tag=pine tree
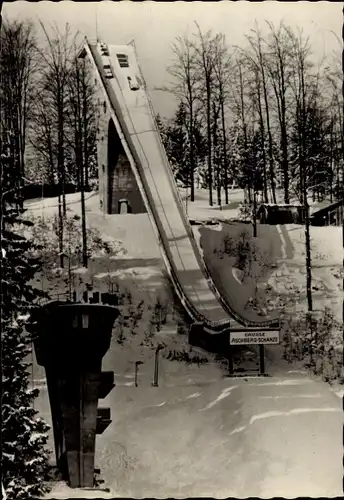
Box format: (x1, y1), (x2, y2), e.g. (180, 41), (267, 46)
(169, 102), (191, 186)
(1, 150), (51, 499)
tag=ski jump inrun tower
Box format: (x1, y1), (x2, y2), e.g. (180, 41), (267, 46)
(78, 39), (280, 348)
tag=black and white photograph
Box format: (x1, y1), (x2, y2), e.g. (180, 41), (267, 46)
(1, 1), (343, 498)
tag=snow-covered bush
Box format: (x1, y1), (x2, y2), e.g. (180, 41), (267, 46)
(237, 201), (253, 222)
(214, 229), (273, 282)
(87, 178), (99, 192)
(165, 348), (208, 366)
(281, 308), (343, 383)
(27, 214), (125, 267)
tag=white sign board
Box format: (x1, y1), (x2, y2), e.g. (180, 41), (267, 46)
(230, 330), (280, 345)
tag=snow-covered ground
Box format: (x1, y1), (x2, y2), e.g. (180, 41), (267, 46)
(25, 191), (166, 294)
(272, 224), (343, 319)
(35, 347), (343, 498)
(190, 201), (343, 320)
(23, 190), (343, 498)
(178, 187), (244, 221)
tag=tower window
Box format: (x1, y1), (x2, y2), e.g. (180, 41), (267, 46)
(117, 53), (129, 68)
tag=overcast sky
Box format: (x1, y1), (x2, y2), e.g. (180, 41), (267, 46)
(3, 1), (342, 118)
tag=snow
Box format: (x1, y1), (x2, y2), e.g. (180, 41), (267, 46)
(186, 392), (201, 399)
(197, 217), (343, 330)
(33, 330), (342, 498)
(232, 268), (243, 284)
(178, 187), (244, 222)
(199, 386), (238, 411)
(44, 482), (113, 499)
(29, 432), (46, 443)
(229, 426), (246, 435)
(25, 190), (343, 498)
(248, 379), (314, 387)
(71, 267), (89, 275)
(330, 386), (344, 399)
(24, 191), (98, 213)
(150, 401), (166, 407)
(287, 370), (308, 374)
(270, 224), (343, 319)
(1, 483), (7, 500)
(249, 407), (341, 425)
(259, 394), (323, 399)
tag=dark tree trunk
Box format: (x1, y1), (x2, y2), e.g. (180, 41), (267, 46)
(220, 97), (229, 204)
(256, 85), (268, 203)
(329, 127), (334, 203)
(213, 101), (221, 207)
(304, 198), (312, 311)
(189, 107), (195, 202)
(80, 160), (88, 268)
(206, 87), (213, 206)
(82, 71), (90, 191)
(278, 54), (290, 204)
(280, 87), (289, 203)
(57, 193), (64, 268)
(262, 84), (276, 204)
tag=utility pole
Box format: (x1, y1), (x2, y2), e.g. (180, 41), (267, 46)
(80, 152), (88, 268)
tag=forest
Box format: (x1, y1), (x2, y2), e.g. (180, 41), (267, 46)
(1, 19), (343, 213)
(156, 22), (343, 210)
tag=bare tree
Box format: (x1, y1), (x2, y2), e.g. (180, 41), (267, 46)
(246, 24), (277, 203)
(265, 21), (293, 204)
(287, 26), (317, 312)
(0, 19), (38, 207)
(66, 45), (97, 268)
(213, 33), (232, 204)
(193, 23), (221, 206)
(325, 47), (344, 201)
(38, 22), (74, 214)
(156, 35), (200, 201)
(229, 56), (252, 202)
(34, 22), (75, 267)
(244, 54), (269, 203)
(212, 99), (222, 206)
(29, 92), (57, 185)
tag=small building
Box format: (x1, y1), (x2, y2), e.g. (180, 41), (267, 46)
(310, 199), (344, 226)
(257, 204), (305, 225)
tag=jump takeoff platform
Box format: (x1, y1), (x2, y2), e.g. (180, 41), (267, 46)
(27, 299), (119, 488)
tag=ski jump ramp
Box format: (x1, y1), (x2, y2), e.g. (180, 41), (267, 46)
(80, 40), (279, 337)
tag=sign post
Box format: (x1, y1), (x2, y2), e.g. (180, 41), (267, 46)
(228, 345), (234, 375)
(259, 345), (265, 375)
(228, 328), (280, 376)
